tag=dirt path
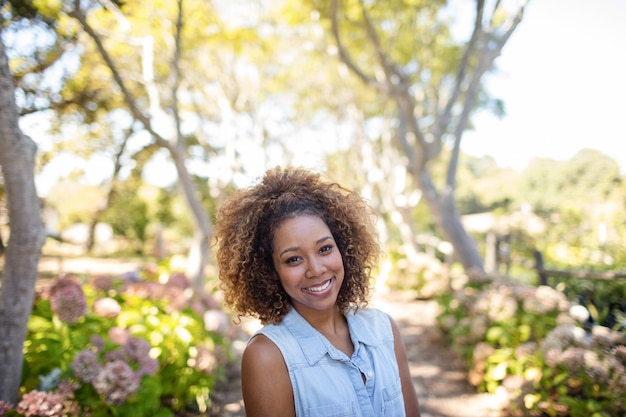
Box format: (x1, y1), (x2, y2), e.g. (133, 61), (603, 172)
(210, 290), (507, 417)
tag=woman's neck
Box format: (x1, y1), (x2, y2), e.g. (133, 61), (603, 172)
(294, 304), (354, 357)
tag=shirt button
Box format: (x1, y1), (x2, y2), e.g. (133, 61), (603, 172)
(367, 371), (374, 378)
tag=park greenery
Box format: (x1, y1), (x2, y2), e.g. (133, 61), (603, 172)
(3, 266), (231, 417)
(1, 0), (625, 416)
(438, 279), (625, 417)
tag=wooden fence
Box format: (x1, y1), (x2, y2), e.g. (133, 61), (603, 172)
(532, 250), (626, 286)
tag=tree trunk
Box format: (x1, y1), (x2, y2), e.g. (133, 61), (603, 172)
(170, 147), (214, 289)
(416, 168), (484, 275)
(327, 0), (527, 280)
(72, 3), (214, 289)
(85, 128), (131, 252)
(0, 32), (47, 405)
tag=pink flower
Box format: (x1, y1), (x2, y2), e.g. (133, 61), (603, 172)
(49, 277), (87, 325)
(0, 400), (13, 417)
(71, 350), (102, 383)
(193, 345), (217, 373)
(93, 297), (121, 318)
(17, 391), (63, 417)
(192, 291), (219, 312)
(502, 375), (524, 391)
(104, 348), (126, 363)
(166, 272), (190, 289)
(123, 281), (164, 299)
(613, 345), (626, 366)
(124, 337), (151, 361)
(162, 285), (187, 312)
(90, 335), (105, 352)
(107, 327), (130, 345)
(122, 336), (159, 376)
(93, 360), (140, 405)
(56, 380), (79, 398)
(559, 347), (586, 373)
(137, 356), (159, 377)
(89, 274), (114, 292)
(203, 309), (230, 334)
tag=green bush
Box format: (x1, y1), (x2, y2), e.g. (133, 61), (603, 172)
(2, 269), (231, 417)
(437, 279), (625, 416)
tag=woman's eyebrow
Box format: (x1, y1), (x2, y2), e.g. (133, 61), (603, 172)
(316, 236), (333, 245)
(279, 246), (299, 257)
(278, 236), (333, 257)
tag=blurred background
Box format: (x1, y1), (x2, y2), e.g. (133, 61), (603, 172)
(3, 0), (625, 279)
(1, 0), (624, 416)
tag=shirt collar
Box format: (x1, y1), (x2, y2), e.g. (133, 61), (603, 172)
(282, 307), (382, 365)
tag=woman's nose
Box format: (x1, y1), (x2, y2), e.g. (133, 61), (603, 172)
(306, 257), (325, 278)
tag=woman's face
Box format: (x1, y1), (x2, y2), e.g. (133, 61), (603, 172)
(272, 214), (345, 315)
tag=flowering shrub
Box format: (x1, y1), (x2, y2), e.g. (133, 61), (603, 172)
(48, 277), (88, 325)
(14, 381), (80, 417)
(3, 268), (232, 417)
(530, 324), (626, 416)
(437, 279), (626, 417)
(0, 402), (12, 416)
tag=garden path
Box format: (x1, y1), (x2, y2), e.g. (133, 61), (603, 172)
(210, 290), (508, 417)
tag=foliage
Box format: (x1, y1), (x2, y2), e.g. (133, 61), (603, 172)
(1, 268), (231, 416)
(437, 279), (626, 417)
(44, 182), (105, 230)
(555, 279), (626, 331)
(102, 178), (150, 248)
(517, 150), (622, 214)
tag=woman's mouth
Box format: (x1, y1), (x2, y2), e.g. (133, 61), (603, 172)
(303, 278), (333, 294)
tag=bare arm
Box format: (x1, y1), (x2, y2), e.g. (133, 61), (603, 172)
(390, 316), (421, 417)
(241, 334), (296, 417)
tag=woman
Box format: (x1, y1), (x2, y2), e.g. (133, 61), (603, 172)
(215, 166), (421, 417)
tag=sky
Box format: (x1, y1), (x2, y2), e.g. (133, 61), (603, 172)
(26, 0), (626, 195)
(461, 0), (626, 173)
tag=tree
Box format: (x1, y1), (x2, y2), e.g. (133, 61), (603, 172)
(293, 0), (528, 276)
(12, 0), (304, 287)
(0, 24), (47, 404)
(64, 0), (214, 286)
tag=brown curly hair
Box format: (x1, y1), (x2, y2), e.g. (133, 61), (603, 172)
(214, 166), (380, 325)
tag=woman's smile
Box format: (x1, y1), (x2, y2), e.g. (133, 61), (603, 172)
(272, 215), (345, 313)
(303, 277), (334, 294)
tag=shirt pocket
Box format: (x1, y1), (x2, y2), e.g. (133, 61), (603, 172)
(303, 401), (356, 417)
(382, 379), (405, 416)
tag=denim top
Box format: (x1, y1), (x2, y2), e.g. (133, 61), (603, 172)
(252, 307), (406, 417)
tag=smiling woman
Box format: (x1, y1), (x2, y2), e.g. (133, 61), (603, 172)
(271, 215), (346, 316)
(214, 166), (421, 417)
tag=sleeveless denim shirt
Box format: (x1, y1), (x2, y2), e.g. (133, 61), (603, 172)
(252, 307), (406, 417)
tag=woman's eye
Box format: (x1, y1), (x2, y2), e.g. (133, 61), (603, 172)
(285, 256), (300, 264)
(320, 245), (333, 253)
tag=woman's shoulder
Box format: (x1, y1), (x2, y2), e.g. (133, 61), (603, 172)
(348, 307), (395, 342)
(351, 306), (390, 321)
(244, 333), (284, 367)
(241, 335), (296, 416)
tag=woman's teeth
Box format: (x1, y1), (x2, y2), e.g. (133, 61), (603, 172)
(305, 279), (331, 292)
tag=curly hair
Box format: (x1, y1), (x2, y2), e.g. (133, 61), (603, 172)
(214, 166), (380, 325)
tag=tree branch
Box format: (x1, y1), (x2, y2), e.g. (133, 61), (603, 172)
(329, 0), (380, 90)
(445, 0), (528, 189)
(352, 0), (432, 162)
(356, 0), (406, 88)
(69, 0), (172, 151)
(490, 0), (528, 56)
(434, 0), (485, 142)
(171, 0), (185, 151)
(85, 124), (134, 251)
